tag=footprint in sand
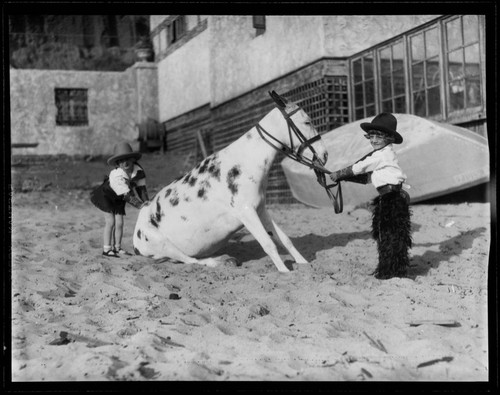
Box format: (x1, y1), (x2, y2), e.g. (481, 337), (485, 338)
(188, 361), (224, 380)
(179, 313), (211, 327)
(117, 325), (140, 338)
(328, 288), (371, 307)
(215, 323), (234, 335)
(147, 303), (172, 319)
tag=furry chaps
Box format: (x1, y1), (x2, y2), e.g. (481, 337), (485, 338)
(371, 191), (412, 279)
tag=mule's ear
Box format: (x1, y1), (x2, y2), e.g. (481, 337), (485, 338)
(269, 91), (288, 108)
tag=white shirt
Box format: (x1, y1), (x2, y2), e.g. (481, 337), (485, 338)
(109, 164), (146, 196)
(352, 144), (406, 188)
(109, 168), (131, 196)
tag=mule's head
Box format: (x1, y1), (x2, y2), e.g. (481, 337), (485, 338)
(267, 90), (328, 167)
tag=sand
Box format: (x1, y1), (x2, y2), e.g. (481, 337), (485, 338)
(8, 155), (491, 382)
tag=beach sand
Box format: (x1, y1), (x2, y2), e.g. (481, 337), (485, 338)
(9, 155), (491, 382)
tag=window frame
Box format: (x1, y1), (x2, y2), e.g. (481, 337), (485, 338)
(408, 24), (443, 119)
(348, 15), (485, 125)
(253, 15), (266, 36)
(168, 15), (186, 44)
(54, 88), (89, 127)
(443, 15), (484, 121)
(377, 39), (408, 115)
(351, 54), (377, 120)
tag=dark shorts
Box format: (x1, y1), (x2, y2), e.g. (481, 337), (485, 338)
(90, 177), (126, 215)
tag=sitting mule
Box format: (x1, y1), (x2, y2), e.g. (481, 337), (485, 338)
(133, 91), (328, 272)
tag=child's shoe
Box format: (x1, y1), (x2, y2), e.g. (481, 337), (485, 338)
(114, 247), (132, 256)
(102, 249), (118, 257)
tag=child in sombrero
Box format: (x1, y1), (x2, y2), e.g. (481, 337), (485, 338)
(329, 113), (412, 279)
(90, 142), (150, 257)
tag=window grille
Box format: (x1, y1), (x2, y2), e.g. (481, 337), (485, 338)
(55, 88), (88, 126)
(285, 76), (349, 133)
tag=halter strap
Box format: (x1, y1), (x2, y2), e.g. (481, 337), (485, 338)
(255, 104), (343, 213)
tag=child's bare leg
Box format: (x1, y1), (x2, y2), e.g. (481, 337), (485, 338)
(114, 214), (124, 250)
(103, 212), (115, 252)
(111, 225), (115, 247)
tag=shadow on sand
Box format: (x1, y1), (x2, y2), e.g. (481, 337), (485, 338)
(218, 223), (487, 278)
(408, 226), (487, 278)
(218, 229), (373, 264)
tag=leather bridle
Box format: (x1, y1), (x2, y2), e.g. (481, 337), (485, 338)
(255, 103), (343, 213)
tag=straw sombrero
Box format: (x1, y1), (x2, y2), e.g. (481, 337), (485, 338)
(107, 142), (142, 165)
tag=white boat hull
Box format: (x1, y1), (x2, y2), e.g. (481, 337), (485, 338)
(281, 114), (490, 208)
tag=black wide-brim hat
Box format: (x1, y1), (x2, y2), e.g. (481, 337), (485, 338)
(107, 142), (142, 165)
(360, 113), (403, 144)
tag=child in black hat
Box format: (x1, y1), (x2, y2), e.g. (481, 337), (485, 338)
(90, 142), (150, 257)
(329, 113), (412, 279)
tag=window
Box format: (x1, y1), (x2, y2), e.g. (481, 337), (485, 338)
(55, 88), (88, 126)
(350, 15), (484, 125)
(445, 15), (482, 113)
(352, 54), (376, 119)
(409, 26), (441, 117)
(378, 40), (407, 114)
(168, 16), (186, 44)
(253, 16), (266, 36)
(103, 15), (119, 47)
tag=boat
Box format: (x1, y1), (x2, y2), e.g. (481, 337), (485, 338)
(281, 114), (490, 208)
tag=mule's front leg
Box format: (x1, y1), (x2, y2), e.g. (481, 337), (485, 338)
(150, 236), (220, 267)
(259, 208), (308, 264)
(237, 206), (290, 272)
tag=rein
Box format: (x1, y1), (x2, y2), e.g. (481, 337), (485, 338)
(255, 104), (343, 213)
(314, 168), (343, 214)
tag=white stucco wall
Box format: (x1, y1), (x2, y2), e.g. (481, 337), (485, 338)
(155, 15), (440, 120)
(150, 15), (167, 31)
(10, 68), (137, 156)
(10, 64), (159, 156)
(323, 15), (439, 56)
(210, 15), (325, 107)
(209, 15), (438, 107)
(157, 28), (210, 121)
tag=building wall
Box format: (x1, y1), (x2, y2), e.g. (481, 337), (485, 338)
(157, 27), (210, 121)
(134, 62), (159, 124)
(155, 15), (437, 118)
(209, 15), (438, 108)
(322, 15), (438, 56)
(210, 16), (326, 107)
(150, 15), (167, 31)
(10, 63), (157, 156)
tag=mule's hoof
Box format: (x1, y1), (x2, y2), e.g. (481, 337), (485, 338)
(203, 258), (220, 268)
(226, 257), (241, 267)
